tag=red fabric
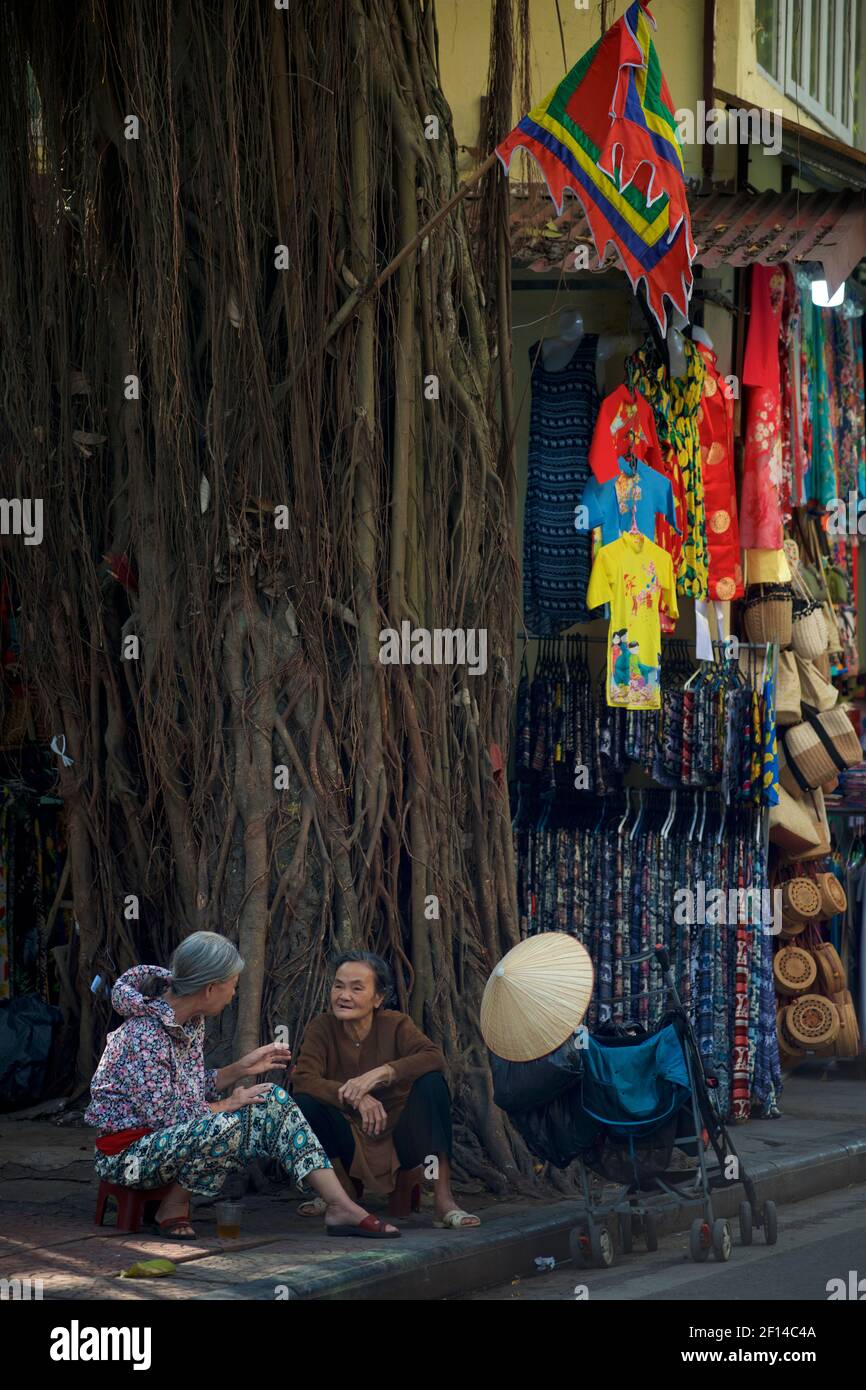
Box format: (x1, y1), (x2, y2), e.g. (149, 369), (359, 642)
(742, 266), (785, 393)
(95, 1126), (153, 1156)
(739, 387), (784, 550)
(589, 385), (664, 483)
(696, 344), (743, 600)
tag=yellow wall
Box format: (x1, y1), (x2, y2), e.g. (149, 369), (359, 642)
(436, 0), (706, 179)
(714, 0), (862, 142)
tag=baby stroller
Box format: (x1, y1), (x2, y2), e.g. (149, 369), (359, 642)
(490, 944), (778, 1267)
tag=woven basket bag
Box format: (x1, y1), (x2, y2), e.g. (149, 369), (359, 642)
(743, 584), (793, 648)
(773, 946), (817, 995)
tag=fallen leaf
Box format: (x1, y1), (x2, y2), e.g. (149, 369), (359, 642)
(119, 1258), (176, 1279)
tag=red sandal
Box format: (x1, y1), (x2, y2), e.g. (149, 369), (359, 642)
(151, 1214), (197, 1240)
(327, 1214), (401, 1239)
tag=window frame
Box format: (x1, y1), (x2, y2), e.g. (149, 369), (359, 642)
(755, 0), (857, 145)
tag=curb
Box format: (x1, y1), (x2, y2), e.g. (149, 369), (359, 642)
(181, 1128), (866, 1300)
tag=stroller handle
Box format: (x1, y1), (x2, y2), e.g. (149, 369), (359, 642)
(622, 945), (671, 972)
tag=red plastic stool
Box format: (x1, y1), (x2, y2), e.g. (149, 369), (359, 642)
(94, 1180), (174, 1233)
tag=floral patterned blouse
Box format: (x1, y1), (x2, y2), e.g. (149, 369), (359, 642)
(84, 965), (220, 1135)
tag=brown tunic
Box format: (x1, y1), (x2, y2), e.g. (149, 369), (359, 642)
(292, 1009), (446, 1194)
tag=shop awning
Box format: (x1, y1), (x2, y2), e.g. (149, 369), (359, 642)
(506, 186), (866, 298)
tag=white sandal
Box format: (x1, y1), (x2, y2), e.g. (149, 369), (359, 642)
(433, 1208), (481, 1229)
(297, 1197), (328, 1217)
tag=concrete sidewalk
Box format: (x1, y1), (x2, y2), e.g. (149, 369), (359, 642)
(1, 1068), (864, 1301)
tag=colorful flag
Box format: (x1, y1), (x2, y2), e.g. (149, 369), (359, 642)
(496, 0), (695, 334)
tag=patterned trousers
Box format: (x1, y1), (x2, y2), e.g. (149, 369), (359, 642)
(94, 1085), (331, 1197)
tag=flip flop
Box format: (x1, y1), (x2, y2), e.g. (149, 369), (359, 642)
(151, 1214), (197, 1240)
(326, 1214), (401, 1239)
(433, 1209), (481, 1229)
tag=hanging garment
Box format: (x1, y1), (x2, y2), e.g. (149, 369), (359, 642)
(804, 302), (838, 507)
(523, 334), (601, 634)
(695, 342), (743, 601)
(578, 457), (677, 546)
(588, 384), (665, 483)
(587, 532), (678, 710)
(740, 265), (786, 550)
(627, 340), (708, 599)
(780, 266), (804, 508)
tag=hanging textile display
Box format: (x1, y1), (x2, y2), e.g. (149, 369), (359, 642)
(695, 341), (743, 601)
(495, 0), (695, 334)
(740, 265), (786, 552)
(579, 455), (677, 546)
(626, 338), (708, 598)
(522, 335), (601, 633)
(512, 794), (780, 1120)
(587, 533), (678, 709)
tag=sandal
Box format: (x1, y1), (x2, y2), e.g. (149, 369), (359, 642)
(433, 1209), (481, 1229)
(297, 1198), (328, 1217)
(326, 1214), (401, 1239)
(151, 1214), (197, 1240)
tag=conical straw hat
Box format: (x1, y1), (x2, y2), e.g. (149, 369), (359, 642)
(480, 933), (594, 1062)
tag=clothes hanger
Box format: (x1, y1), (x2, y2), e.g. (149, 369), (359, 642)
(697, 788), (707, 842)
(630, 788), (645, 841)
(617, 788), (632, 836)
(661, 788), (677, 840)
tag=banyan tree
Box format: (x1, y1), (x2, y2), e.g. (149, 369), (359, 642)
(0, 0), (557, 1188)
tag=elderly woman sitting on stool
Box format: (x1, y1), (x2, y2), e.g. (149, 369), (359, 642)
(85, 932), (399, 1239)
(292, 951), (480, 1229)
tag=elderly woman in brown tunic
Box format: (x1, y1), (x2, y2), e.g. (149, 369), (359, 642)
(292, 951), (480, 1228)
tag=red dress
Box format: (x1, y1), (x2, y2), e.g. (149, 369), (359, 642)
(696, 343), (743, 600)
(739, 266), (785, 551)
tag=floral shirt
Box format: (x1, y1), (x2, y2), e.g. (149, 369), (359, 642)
(84, 965), (220, 1135)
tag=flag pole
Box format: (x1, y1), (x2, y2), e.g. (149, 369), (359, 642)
(326, 151), (499, 344)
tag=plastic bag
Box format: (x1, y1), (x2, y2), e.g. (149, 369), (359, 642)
(488, 1032), (584, 1113)
(0, 995), (62, 1108)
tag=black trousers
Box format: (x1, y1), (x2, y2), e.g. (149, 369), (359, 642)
(293, 1071), (453, 1173)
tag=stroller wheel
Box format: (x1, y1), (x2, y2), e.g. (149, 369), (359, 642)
(643, 1211), (658, 1252)
(589, 1224), (615, 1269)
(712, 1219), (732, 1262)
(738, 1200), (753, 1246)
(616, 1205), (633, 1254)
(689, 1218), (711, 1262)
(569, 1224), (591, 1267)
(762, 1200), (778, 1245)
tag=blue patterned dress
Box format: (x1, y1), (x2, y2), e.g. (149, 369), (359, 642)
(523, 334), (600, 633)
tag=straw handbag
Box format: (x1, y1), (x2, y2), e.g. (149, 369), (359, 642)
(789, 563), (828, 661)
(780, 876), (822, 928)
(814, 872), (847, 920)
(782, 994), (840, 1049)
(831, 991), (861, 1058)
(773, 946), (817, 994)
(743, 583), (793, 648)
(795, 655), (837, 713)
(776, 651), (802, 727)
(769, 786), (830, 860)
(778, 705), (861, 798)
(812, 941), (846, 994)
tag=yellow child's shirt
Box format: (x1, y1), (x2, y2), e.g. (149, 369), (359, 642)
(586, 532), (679, 710)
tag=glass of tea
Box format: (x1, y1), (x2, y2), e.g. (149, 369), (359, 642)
(215, 1200), (243, 1240)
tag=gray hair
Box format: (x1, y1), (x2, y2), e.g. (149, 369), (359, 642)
(168, 932), (245, 995)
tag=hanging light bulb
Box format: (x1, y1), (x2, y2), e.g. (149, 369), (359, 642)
(811, 278), (845, 308)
